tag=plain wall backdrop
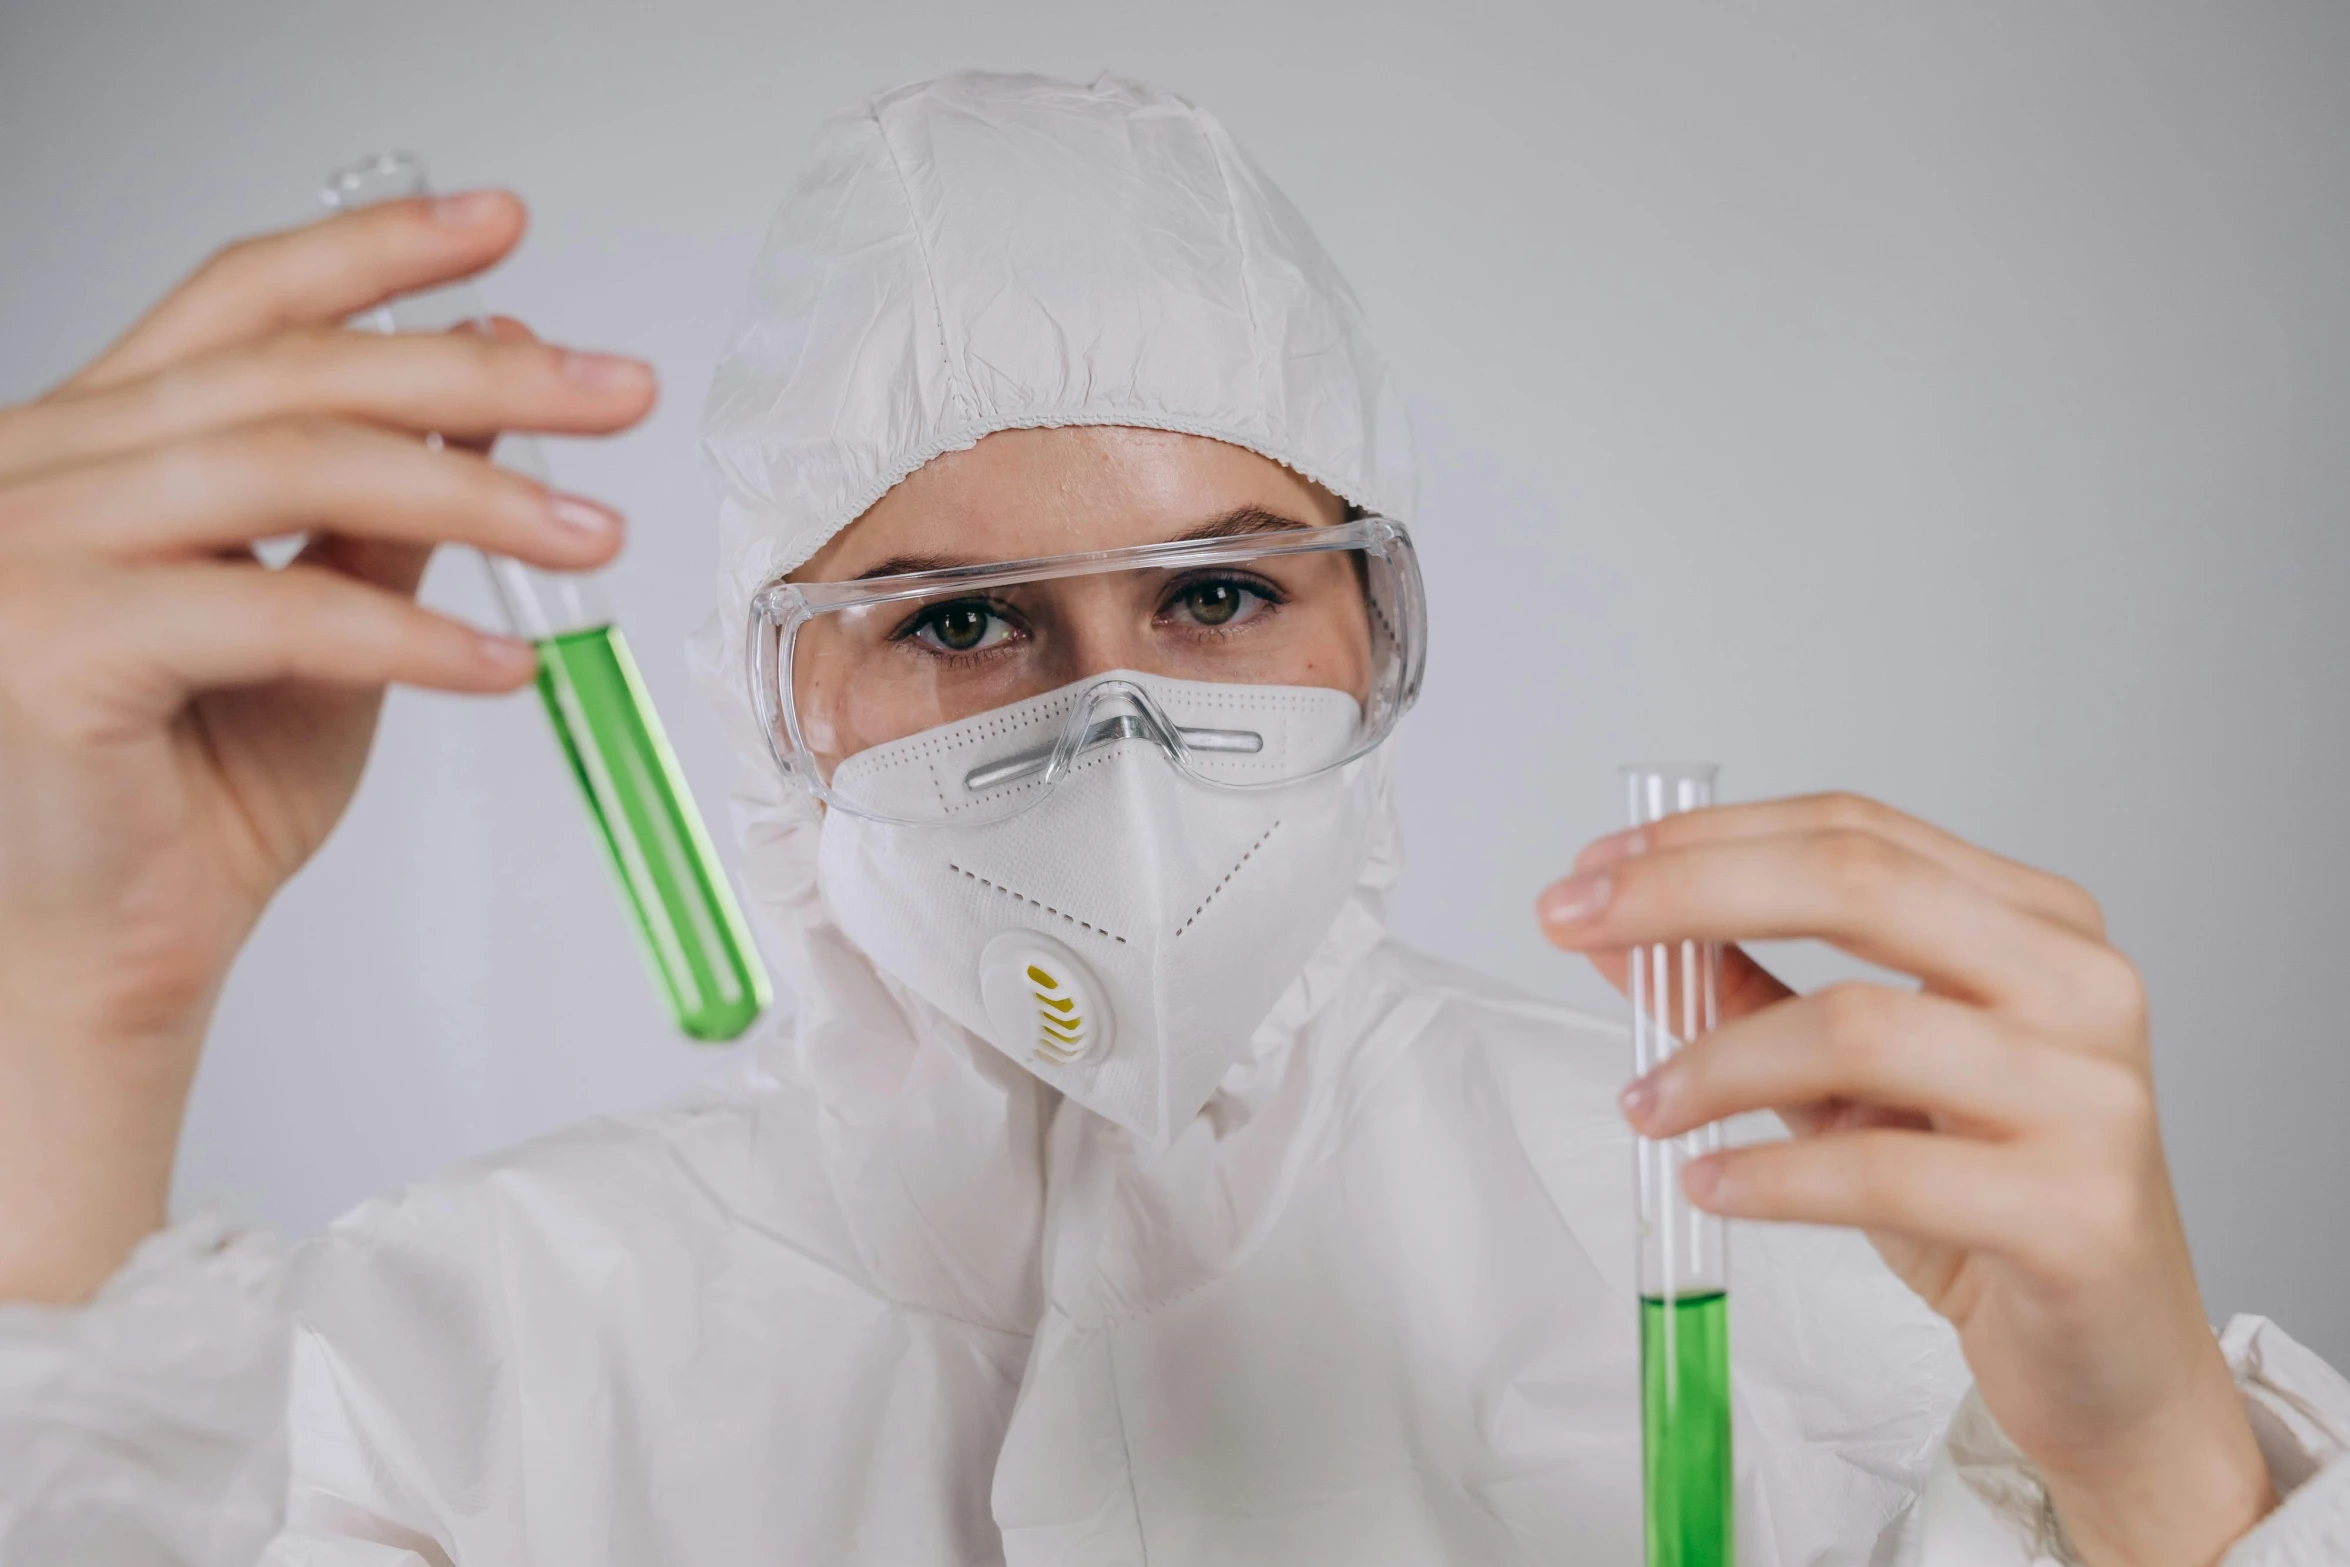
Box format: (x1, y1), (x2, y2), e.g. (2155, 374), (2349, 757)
(3, 1), (2344, 1364)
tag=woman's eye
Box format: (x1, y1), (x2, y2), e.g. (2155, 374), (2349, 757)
(911, 601), (1016, 653)
(1167, 578), (1268, 629)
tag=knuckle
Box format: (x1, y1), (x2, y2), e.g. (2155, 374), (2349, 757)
(467, 454), (545, 516)
(1640, 810), (1693, 852)
(464, 333), (553, 407)
(1813, 791), (1887, 832)
(256, 326), (343, 382)
(303, 229), (390, 307)
(465, 326), (518, 370)
(423, 330), (491, 393)
(150, 433), (240, 502)
(251, 567), (322, 642)
(2072, 1056), (2156, 1141)
(220, 417), (333, 482)
(1815, 982), (1896, 1070)
(123, 358), (200, 430)
(194, 235), (263, 286)
(403, 324), (493, 381)
(2070, 944), (2147, 1029)
(1816, 828), (1901, 903)
(2057, 880), (2108, 938)
(1850, 1137), (1914, 1208)
(277, 563), (421, 661)
(2026, 869), (2107, 938)
(525, 337), (576, 388)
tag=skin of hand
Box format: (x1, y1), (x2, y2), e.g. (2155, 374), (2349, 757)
(0, 193), (656, 1305)
(1538, 795), (2275, 1567)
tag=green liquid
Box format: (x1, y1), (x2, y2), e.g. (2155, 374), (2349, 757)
(534, 626), (770, 1042)
(1642, 1291), (1732, 1566)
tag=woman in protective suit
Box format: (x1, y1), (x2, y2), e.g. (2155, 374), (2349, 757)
(2, 72), (2345, 1567)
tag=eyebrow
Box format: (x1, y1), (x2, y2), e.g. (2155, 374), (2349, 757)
(847, 506), (1314, 582)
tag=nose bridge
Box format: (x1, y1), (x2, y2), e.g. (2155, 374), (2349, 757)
(1045, 571), (1157, 685)
(1060, 674), (1181, 759)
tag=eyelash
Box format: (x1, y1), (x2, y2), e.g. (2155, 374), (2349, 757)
(891, 597), (1026, 661)
(886, 572), (1290, 660)
(1155, 571), (1287, 626)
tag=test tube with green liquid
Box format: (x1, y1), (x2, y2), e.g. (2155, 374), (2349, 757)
(324, 154), (769, 1042)
(1625, 762), (1734, 1566)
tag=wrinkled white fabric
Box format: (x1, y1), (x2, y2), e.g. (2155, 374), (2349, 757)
(7, 68), (2350, 1567)
(698, 72), (1416, 612)
(0, 1217), (287, 1566)
(1916, 1316), (2350, 1566)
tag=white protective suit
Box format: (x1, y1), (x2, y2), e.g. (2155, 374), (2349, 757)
(5, 70), (2349, 1567)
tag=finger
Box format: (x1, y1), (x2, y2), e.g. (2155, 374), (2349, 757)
(6, 330), (653, 483)
(57, 192), (527, 394)
(292, 533), (436, 599)
(1587, 942), (1833, 1134)
(445, 316), (538, 456)
(10, 419), (625, 568)
(1576, 792), (2105, 940)
(247, 322), (546, 574)
(1626, 983), (2063, 1140)
(85, 560), (538, 710)
(1584, 943), (1793, 1024)
(1683, 1129), (2063, 1267)
(1539, 831), (2112, 1020)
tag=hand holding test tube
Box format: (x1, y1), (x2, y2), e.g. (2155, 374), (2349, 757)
(323, 154), (769, 1043)
(1623, 763), (1733, 1566)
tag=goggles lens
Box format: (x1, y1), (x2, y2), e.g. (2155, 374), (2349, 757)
(750, 516), (1424, 824)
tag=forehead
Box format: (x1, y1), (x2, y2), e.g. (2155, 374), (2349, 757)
(792, 426), (1346, 583)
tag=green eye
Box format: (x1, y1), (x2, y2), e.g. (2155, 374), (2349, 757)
(1164, 575), (1275, 629)
(934, 603), (988, 649)
(1185, 581), (1242, 625)
(907, 598), (1016, 654)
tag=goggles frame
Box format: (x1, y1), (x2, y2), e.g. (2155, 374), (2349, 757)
(746, 514), (1427, 823)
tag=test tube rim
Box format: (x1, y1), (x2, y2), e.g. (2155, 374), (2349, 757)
(1617, 760), (1721, 784)
(323, 151), (429, 210)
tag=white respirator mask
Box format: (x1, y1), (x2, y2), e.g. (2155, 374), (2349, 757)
(748, 518), (1426, 1142)
(817, 675), (1378, 1141)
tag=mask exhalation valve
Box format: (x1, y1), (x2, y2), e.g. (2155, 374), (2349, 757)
(979, 931), (1113, 1066)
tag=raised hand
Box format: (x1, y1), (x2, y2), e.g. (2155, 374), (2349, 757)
(0, 191), (655, 1303)
(1539, 793), (2273, 1567)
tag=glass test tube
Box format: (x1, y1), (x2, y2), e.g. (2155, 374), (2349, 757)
(322, 153), (770, 1043)
(1624, 762), (1733, 1567)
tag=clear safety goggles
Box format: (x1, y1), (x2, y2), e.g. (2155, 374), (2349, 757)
(747, 515), (1426, 826)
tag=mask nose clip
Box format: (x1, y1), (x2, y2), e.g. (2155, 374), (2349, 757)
(960, 677), (1263, 794)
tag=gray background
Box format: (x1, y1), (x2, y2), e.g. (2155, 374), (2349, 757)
(3, 1), (2343, 1363)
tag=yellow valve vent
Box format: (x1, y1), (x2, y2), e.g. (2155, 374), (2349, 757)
(1024, 963), (1091, 1064)
(979, 932), (1113, 1070)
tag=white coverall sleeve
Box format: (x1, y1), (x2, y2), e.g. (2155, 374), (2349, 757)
(0, 1216), (290, 1567)
(1914, 1315), (2350, 1565)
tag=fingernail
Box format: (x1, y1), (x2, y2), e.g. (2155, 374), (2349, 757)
(432, 190), (506, 227)
(563, 351), (655, 394)
(1619, 1076), (1657, 1129)
(1577, 828), (1648, 872)
(1682, 1158), (1725, 1209)
(478, 632), (537, 673)
(1537, 871), (1612, 928)
(547, 493), (621, 539)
